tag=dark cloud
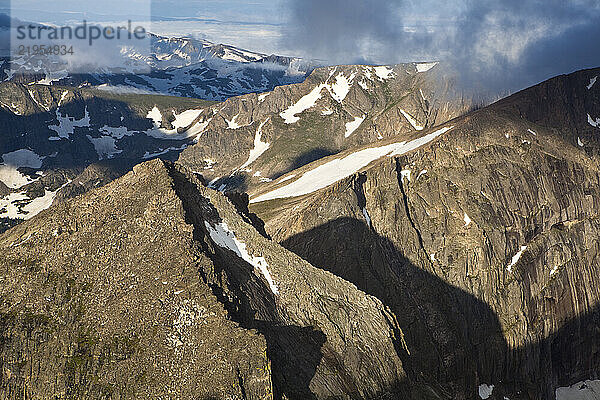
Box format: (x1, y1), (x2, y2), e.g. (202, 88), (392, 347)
(281, 0), (600, 93)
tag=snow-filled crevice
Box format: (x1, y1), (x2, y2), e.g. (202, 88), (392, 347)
(204, 220), (279, 295)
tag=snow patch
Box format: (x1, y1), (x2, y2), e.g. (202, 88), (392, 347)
(49, 107), (90, 139)
(588, 114), (600, 128)
(145, 107), (205, 139)
(171, 109), (203, 130)
(578, 137), (584, 147)
(587, 76), (597, 90)
(280, 84), (327, 124)
(87, 136), (122, 160)
(258, 92), (270, 102)
(321, 108), (334, 116)
(401, 169), (411, 182)
(329, 73), (354, 103)
(226, 114), (242, 129)
(400, 109), (424, 131)
(556, 380), (600, 400)
(416, 62), (439, 73)
(240, 119), (270, 169)
(204, 221), (278, 294)
(527, 129), (537, 136)
(345, 115), (365, 138)
(464, 213), (472, 226)
(251, 126), (452, 203)
(374, 66), (394, 80)
(507, 246), (527, 272)
(0, 149), (43, 189)
(142, 144), (188, 160)
(478, 384), (494, 399)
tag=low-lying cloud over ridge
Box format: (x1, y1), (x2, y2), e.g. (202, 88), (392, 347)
(282, 0), (600, 93)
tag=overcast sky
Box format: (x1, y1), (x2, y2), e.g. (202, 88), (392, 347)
(4, 0), (600, 92)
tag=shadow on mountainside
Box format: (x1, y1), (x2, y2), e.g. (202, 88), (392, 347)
(281, 217), (600, 400)
(271, 148), (337, 180)
(0, 85), (201, 232)
(168, 164), (326, 400)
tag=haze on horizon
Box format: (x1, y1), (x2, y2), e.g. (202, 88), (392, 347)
(4, 0), (600, 93)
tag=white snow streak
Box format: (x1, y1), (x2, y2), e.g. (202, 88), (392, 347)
(587, 76), (597, 90)
(240, 119), (270, 169)
(400, 109), (424, 131)
(280, 84), (327, 124)
(251, 126), (452, 203)
(278, 174), (296, 183)
(204, 221), (279, 294)
(345, 115), (365, 137)
(507, 246), (527, 272)
(362, 207), (372, 227)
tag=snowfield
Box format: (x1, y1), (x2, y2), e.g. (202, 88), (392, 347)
(0, 149), (43, 189)
(556, 380), (600, 400)
(250, 126), (453, 203)
(416, 62), (439, 73)
(0, 180), (70, 220)
(146, 107), (205, 139)
(374, 66), (394, 80)
(86, 136), (122, 160)
(345, 115), (366, 137)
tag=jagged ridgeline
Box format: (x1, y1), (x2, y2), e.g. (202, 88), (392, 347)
(0, 160), (410, 399)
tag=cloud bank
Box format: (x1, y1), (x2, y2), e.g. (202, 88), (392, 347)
(282, 0), (600, 92)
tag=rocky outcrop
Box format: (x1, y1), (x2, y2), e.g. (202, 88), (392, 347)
(251, 67), (600, 399)
(0, 159), (409, 399)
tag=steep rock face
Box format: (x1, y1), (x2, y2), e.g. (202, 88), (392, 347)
(0, 159), (409, 399)
(179, 63), (476, 191)
(251, 68), (600, 399)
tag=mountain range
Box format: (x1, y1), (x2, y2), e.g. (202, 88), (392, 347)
(0, 31), (599, 400)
